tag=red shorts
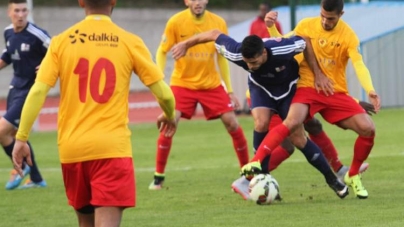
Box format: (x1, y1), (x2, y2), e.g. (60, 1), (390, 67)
(247, 97), (283, 129)
(292, 87), (365, 124)
(61, 158), (135, 210)
(171, 85), (233, 120)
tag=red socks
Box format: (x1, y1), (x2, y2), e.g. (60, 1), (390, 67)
(155, 133), (173, 174)
(252, 124), (290, 162)
(229, 126), (249, 167)
(349, 135), (374, 176)
(309, 131), (342, 172)
(268, 146), (291, 172)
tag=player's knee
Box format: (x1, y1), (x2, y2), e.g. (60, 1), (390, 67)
(289, 134), (307, 148)
(304, 118), (323, 135)
(283, 118), (300, 132)
(225, 119), (239, 132)
(356, 121), (376, 137)
(253, 119), (269, 132)
(281, 139), (295, 155)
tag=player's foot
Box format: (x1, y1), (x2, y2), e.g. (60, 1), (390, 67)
(5, 165), (31, 190)
(336, 163), (369, 181)
(231, 176), (251, 200)
(18, 179), (47, 189)
(344, 173), (368, 199)
(240, 161), (262, 178)
(326, 177), (349, 199)
(148, 174), (165, 190)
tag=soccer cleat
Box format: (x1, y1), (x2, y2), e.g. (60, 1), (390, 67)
(336, 163), (369, 181)
(18, 179), (47, 189)
(326, 177), (349, 199)
(231, 176), (251, 200)
(148, 173), (165, 190)
(240, 161), (262, 178)
(344, 173), (368, 199)
(5, 165), (31, 190)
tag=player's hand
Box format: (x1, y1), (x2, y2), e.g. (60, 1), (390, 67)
(171, 42), (188, 60)
(35, 65), (40, 74)
(359, 101), (376, 116)
(228, 93), (241, 110)
(264, 11), (278, 28)
(368, 91), (381, 113)
(314, 72), (334, 96)
(12, 140), (32, 177)
(157, 113), (177, 137)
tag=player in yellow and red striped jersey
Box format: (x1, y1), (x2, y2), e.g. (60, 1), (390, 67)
(11, 0), (176, 225)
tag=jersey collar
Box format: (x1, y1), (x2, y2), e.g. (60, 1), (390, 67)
(85, 15), (112, 21)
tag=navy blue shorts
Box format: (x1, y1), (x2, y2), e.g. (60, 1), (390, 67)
(3, 87), (29, 128)
(248, 82), (296, 120)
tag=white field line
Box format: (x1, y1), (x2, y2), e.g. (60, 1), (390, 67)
(0, 152), (402, 173)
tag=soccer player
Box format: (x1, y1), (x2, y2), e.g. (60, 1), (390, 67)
(249, 2), (283, 38)
(171, 29), (348, 199)
(0, 0), (47, 190)
(248, 0), (381, 199)
(11, 0), (177, 226)
(149, 0), (250, 190)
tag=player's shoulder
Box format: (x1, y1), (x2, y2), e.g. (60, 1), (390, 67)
(26, 23), (51, 42)
(167, 9), (189, 24)
(338, 19), (355, 34)
(3, 23), (13, 32)
(205, 10), (226, 24)
(297, 17), (318, 26)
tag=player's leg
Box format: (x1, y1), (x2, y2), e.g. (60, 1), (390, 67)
(200, 85), (249, 167)
(321, 93), (373, 199)
(336, 113), (375, 199)
(150, 86), (195, 190)
(94, 207), (124, 227)
(90, 158), (135, 226)
(288, 124), (348, 198)
(75, 206), (95, 227)
(3, 89), (45, 189)
(305, 118), (369, 179)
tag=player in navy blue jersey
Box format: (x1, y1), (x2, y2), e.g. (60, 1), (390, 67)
(0, 0), (48, 190)
(171, 29), (348, 199)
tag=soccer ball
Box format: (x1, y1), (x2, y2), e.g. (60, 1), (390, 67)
(249, 174), (280, 205)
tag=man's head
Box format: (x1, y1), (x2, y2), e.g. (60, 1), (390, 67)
(241, 35), (268, 71)
(320, 0), (344, 31)
(8, 0), (28, 31)
(258, 3), (271, 19)
(184, 0), (208, 18)
(78, 0), (116, 14)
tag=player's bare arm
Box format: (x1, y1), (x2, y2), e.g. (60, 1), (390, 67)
(0, 59), (8, 70)
(302, 36), (334, 96)
(171, 29), (222, 60)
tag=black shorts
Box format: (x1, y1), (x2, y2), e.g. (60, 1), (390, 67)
(3, 86), (29, 128)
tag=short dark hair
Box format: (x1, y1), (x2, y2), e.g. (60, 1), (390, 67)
(241, 35), (265, 59)
(9, 0), (27, 3)
(84, 0), (111, 9)
(260, 2), (272, 10)
(321, 0), (344, 14)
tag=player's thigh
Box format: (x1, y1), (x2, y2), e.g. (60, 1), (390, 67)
(89, 158), (135, 208)
(320, 92), (366, 125)
(336, 113), (375, 136)
(95, 207), (124, 227)
(198, 85), (234, 120)
(251, 107), (272, 132)
(61, 162), (92, 210)
(283, 103), (309, 132)
(170, 86), (198, 119)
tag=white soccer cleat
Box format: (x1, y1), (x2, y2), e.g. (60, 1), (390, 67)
(231, 176), (251, 200)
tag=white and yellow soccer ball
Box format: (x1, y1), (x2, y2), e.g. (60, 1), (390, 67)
(248, 174), (280, 205)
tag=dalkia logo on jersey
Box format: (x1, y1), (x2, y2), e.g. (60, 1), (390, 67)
(69, 29), (119, 44)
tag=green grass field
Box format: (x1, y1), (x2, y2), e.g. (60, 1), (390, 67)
(1, 108), (403, 227)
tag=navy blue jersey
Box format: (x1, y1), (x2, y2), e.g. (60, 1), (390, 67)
(215, 34), (305, 99)
(1, 22), (50, 89)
